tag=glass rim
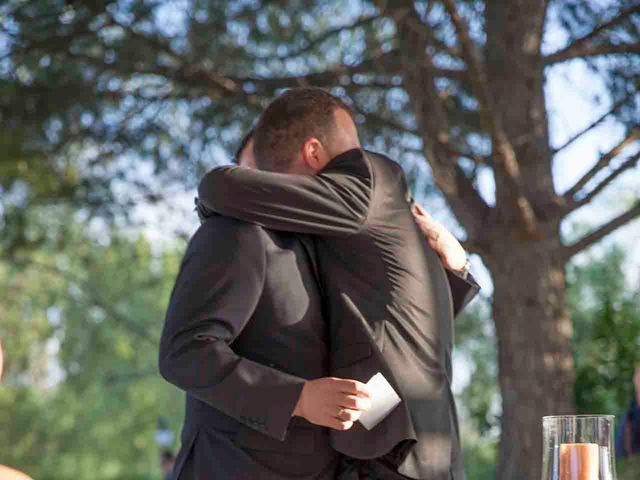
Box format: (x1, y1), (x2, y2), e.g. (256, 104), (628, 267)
(543, 414), (615, 420)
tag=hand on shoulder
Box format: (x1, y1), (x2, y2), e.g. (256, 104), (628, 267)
(412, 203), (467, 272)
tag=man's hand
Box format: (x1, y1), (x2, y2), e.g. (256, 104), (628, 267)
(412, 203), (467, 272)
(292, 377), (371, 431)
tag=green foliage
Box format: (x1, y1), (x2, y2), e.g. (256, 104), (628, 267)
(0, 217), (184, 480)
(461, 434), (498, 480)
(618, 455), (640, 480)
(568, 247), (640, 416)
(456, 299), (500, 437)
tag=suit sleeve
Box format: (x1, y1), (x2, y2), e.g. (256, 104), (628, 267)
(158, 219), (306, 441)
(197, 152), (372, 236)
(446, 270), (480, 317)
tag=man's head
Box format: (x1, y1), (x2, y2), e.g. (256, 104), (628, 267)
(253, 87), (360, 174)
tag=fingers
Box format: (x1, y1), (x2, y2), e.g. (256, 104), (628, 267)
(335, 407), (363, 422)
(339, 394), (371, 412)
(333, 378), (371, 398)
(314, 378), (374, 431)
(412, 203), (430, 219)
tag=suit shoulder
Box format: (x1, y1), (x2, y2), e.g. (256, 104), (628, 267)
(189, 216), (264, 256)
(364, 149), (403, 172)
(363, 150), (408, 185)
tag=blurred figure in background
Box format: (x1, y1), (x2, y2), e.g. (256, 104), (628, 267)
(616, 366), (640, 457)
(0, 339), (34, 480)
(160, 451), (176, 480)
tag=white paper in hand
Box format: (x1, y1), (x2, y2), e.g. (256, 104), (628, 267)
(359, 372), (402, 430)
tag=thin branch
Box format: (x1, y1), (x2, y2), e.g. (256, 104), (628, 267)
(545, 4), (640, 64)
(546, 42), (640, 64)
(562, 201), (640, 260)
(112, 11), (464, 99)
(352, 104), (419, 136)
(239, 49), (466, 92)
(254, 15), (381, 60)
(552, 93), (637, 154)
(566, 152), (640, 212)
(564, 128), (640, 199)
(441, 0), (491, 113)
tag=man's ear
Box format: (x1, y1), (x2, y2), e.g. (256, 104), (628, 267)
(301, 137), (328, 172)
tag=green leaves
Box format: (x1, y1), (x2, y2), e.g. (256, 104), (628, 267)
(568, 246), (640, 416)
(0, 216), (184, 479)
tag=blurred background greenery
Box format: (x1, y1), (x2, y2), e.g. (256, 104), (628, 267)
(1, 0), (639, 479)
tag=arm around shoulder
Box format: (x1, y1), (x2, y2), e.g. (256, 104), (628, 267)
(197, 149), (372, 236)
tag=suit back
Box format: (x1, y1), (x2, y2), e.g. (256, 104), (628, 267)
(160, 218), (340, 480)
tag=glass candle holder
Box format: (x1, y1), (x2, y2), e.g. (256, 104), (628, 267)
(542, 415), (616, 480)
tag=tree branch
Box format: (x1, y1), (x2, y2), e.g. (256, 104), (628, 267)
(562, 201), (640, 260)
(441, 0), (492, 115)
(564, 128), (640, 199)
(552, 93), (637, 154)
(239, 49), (466, 92)
(546, 42), (640, 64)
(253, 14), (381, 60)
(566, 152), (640, 212)
(351, 103), (419, 136)
(545, 4), (640, 64)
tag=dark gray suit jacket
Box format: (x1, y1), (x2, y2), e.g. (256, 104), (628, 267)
(159, 217), (340, 479)
(198, 148), (480, 480)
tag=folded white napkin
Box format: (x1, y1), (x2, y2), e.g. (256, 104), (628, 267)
(359, 372), (402, 430)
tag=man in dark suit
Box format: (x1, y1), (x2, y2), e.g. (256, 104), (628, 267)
(197, 88), (480, 480)
(158, 140), (374, 479)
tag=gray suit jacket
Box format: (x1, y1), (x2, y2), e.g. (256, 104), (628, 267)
(198, 148), (480, 480)
(159, 217), (340, 479)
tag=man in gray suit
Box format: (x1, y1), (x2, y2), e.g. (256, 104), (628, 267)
(197, 88), (480, 479)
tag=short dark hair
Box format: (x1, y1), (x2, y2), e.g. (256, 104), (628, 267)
(253, 88), (354, 172)
(233, 127), (255, 165)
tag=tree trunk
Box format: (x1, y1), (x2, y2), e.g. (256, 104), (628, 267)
(486, 235), (575, 480)
(482, 2), (577, 477)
